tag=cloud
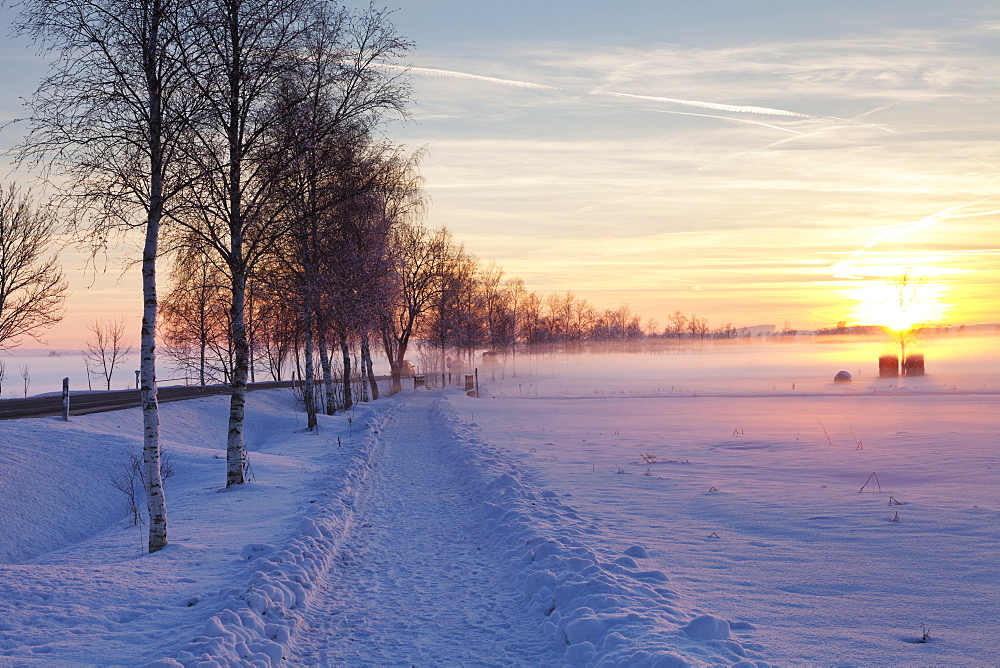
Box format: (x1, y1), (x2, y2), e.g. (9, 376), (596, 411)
(392, 26), (1000, 326)
(964, 155), (1000, 171)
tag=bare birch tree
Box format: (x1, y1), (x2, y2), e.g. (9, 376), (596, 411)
(16, 0), (200, 552)
(84, 317), (133, 390)
(0, 185), (68, 348)
(169, 0), (324, 484)
(19, 365), (30, 398)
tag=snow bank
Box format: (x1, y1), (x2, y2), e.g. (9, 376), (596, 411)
(434, 395), (763, 666)
(159, 399), (398, 667)
(0, 389), (398, 666)
(0, 412), (137, 563)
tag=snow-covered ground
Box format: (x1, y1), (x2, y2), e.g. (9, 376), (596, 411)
(0, 388), (395, 665)
(467, 332), (1000, 665)
(0, 332), (997, 665)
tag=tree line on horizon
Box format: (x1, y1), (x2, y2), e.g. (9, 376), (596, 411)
(157, 229), (763, 396)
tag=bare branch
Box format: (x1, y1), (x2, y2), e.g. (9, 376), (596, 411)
(0, 184), (68, 349)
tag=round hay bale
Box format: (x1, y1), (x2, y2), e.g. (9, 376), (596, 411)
(834, 370), (852, 383)
(903, 353), (925, 377)
(879, 354), (899, 378)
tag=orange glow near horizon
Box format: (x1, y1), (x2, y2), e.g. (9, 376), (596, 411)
(844, 272), (951, 332)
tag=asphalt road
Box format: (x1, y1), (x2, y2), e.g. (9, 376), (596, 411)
(0, 380), (302, 420)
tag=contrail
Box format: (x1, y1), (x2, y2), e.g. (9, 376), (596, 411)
(830, 200), (1000, 278)
(863, 202), (1000, 249)
(748, 104), (897, 154)
(646, 108), (805, 134)
(371, 63), (560, 90)
(597, 91), (816, 119)
(376, 63), (816, 122)
(575, 189), (663, 214)
(964, 155), (1000, 171)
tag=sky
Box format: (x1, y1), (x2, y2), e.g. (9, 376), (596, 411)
(2, 0), (1000, 347)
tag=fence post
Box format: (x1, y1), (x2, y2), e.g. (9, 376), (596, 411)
(474, 367), (479, 398)
(62, 377), (70, 421)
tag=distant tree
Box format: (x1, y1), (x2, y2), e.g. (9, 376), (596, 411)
(479, 262), (514, 356)
(161, 245), (233, 386)
(545, 293), (573, 341)
(19, 365), (30, 398)
(666, 311), (688, 338)
(344, 187), (399, 403)
(520, 291), (544, 344)
(499, 277), (525, 374)
(253, 278), (298, 382)
(713, 323), (738, 339)
(445, 253), (483, 361)
(84, 317), (133, 390)
(887, 270), (927, 363)
(422, 248), (478, 366)
(688, 314), (710, 339)
(571, 298), (596, 341)
(381, 222), (455, 394)
(0, 185), (68, 349)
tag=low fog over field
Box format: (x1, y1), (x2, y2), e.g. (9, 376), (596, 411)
(0, 332), (997, 665)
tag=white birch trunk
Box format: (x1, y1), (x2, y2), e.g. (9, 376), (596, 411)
(226, 267), (249, 487)
(141, 0), (167, 552)
(224, 7), (247, 486)
(142, 217), (167, 552)
(317, 325), (336, 415)
(361, 330), (378, 400)
(340, 335), (353, 410)
(303, 302), (317, 430)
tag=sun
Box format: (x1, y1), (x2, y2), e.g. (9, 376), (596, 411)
(844, 272), (950, 332)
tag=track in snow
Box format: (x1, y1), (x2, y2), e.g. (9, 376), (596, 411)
(290, 392), (551, 665)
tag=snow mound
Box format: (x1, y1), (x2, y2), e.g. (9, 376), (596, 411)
(436, 395), (759, 665)
(683, 615), (732, 640)
(625, 545), (649, 559)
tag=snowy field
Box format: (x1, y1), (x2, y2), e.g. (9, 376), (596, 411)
(0, 332), (997, 665)
(468, 332), (1000, 664)
(0, 348), (196, 398)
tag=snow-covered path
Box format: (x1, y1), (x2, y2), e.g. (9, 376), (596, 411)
(290, 392), (552, 664)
